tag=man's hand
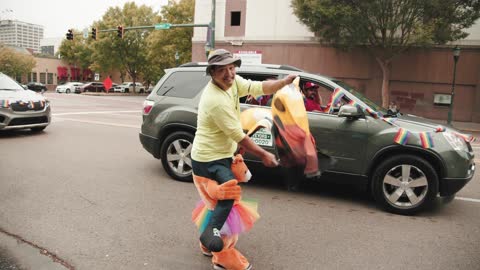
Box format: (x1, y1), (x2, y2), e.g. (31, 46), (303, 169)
(261, 151), (279, 167)
(283, 74), (298, 86)
(206, 179), (242, 200)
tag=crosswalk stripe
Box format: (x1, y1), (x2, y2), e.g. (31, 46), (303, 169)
(455, 197), (480, 203)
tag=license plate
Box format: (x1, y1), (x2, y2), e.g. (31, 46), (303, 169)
(251, 128), (273, 147)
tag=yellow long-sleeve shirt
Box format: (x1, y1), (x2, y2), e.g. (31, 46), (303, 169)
(191, 75), (264, 162)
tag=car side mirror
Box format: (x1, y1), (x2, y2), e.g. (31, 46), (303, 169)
(338, 105), (363, 119)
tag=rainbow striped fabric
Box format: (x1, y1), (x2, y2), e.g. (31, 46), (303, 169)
(347, 99), (361, 109)
(326, 88), (345, 113)
(365, 108), (382, 119)
(192, 199), (260, 236)
(435, 126), (446, 132)
(454, 132), (476, 143)
(419, 132), (434, 148)
(394, 128), (410, 145)
(382, 117), (398, 126)
(1, 100), (9, 108)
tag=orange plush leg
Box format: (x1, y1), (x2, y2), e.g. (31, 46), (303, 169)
(211, 234), (250, 270)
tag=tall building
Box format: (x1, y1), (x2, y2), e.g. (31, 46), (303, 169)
(0, 19), (44, 53)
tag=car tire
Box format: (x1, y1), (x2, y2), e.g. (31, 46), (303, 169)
(160, 131), (194, 182)
(371, 154), (439, 215)
(31, 126), (46, 132)
(66, 89), (71, 94)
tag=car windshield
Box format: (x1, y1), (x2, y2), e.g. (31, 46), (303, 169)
(0, 74), (24, 91)
(333, 80), (390, 116)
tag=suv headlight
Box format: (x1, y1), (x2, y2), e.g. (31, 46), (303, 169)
(443, 132), (468, 152)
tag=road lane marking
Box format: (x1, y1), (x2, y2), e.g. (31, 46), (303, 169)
(53, 110), (139, 116)
(455, 197), (480, 203)
(55, 117), (139, 129)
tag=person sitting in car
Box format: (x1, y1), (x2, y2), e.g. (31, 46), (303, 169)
(303, 82), (323, 112)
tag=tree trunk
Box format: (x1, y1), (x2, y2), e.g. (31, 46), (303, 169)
(375, 58), (391, 108)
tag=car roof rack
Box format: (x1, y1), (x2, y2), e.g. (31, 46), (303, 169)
(179, 62), (303, 72)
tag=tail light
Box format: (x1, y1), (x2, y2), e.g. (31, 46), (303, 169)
(143, 100), (154, 115)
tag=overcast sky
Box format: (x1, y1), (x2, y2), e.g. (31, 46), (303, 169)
(2, 0), (169, 38)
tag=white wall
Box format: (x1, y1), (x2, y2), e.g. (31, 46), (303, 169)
(193, 0), (313, 42)
(193, 0), (480, 45)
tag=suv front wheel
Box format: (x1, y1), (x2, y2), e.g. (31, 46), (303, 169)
(160, 131), (194, 182)
(371, 154), (439, 215)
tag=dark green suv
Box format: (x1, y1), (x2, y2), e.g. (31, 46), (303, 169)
(139, 63), (475, 215)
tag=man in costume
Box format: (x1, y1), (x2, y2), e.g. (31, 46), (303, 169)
(191, 48), (296, 270)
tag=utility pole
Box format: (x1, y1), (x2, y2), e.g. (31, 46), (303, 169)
(211, 0), (215, 49)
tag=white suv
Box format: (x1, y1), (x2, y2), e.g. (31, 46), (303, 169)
(113, 82), (145, 93)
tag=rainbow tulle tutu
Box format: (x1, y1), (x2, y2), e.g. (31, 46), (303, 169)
(192, 199), (260, 236)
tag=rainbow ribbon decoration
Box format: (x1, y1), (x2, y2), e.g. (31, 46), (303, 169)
(454, 132), (476, 143)
(435, 126), (446, 132)
(347, 99), (362, 109)
(1, 100), (9, 108)
(394, 128), (411, 145)
(382, 117), (398, 126)
(419, 132), (434, 148)
(365, 107), (383, 119)
(326, 88), (345, 113)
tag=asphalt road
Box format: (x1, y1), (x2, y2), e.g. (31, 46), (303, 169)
(0, 93), (479, 270)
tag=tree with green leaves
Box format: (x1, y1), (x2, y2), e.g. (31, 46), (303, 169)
(291, 0), (480, 107)
(93, 2), (156, 92)
(57, 30), (94, 73)
(0, 45), (36, 81)
(146, 0), (195, 85)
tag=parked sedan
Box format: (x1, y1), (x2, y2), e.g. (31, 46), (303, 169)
(139, 63), (475, 215)
(0, 73), (51, 132)
(79, 82), (105, 93)
(56, 82), (83, 94)
(26, 82), (47, 92)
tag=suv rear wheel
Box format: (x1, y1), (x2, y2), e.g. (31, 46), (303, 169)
(160, 131), (194, 182)
(371, 154), (439, 215)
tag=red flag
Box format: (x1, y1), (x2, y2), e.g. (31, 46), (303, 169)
(103, 77), (112, 92)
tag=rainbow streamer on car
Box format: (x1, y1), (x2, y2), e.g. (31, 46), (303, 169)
(326, 88), (345, 113)
(364, 107), (475, 148)
(0, 99), (10, 108)
(393, 128), (410, 145)
(419, 132), (434, 148)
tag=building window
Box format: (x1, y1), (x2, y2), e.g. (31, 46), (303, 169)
(231, 11), (241, 26)
(47, 73), (53, 84)
(32, 72), (37, 82)
(40, 73), (46, 84)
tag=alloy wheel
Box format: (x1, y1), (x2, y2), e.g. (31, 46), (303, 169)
(382, 164), (428, 209)
(166, 138), (193, 177)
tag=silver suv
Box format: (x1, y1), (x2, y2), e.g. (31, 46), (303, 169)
(139, 63), (475, 215)
(0, 73), (51, 132)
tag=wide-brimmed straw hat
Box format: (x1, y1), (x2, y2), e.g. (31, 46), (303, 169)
(206, 49), (242, 75)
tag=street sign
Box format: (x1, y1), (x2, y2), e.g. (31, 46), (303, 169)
(155, 23), (172, 30)
(94, 73), (99, 81)
(234, 50), (262, 65)
(83, 28), (89, 39)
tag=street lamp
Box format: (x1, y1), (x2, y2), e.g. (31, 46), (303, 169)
(447, 46), (461, 125)
(175, 51), (179, 66)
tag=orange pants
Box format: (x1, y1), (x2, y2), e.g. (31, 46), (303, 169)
(200, 234), (249, 270)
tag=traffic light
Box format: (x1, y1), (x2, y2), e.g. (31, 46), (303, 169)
(91, 27), (97, 40)
(117, 26), (124, 38)
(66, 29), (73, 40)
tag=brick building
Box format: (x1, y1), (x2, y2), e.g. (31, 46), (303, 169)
(191, 0), (480, 122)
